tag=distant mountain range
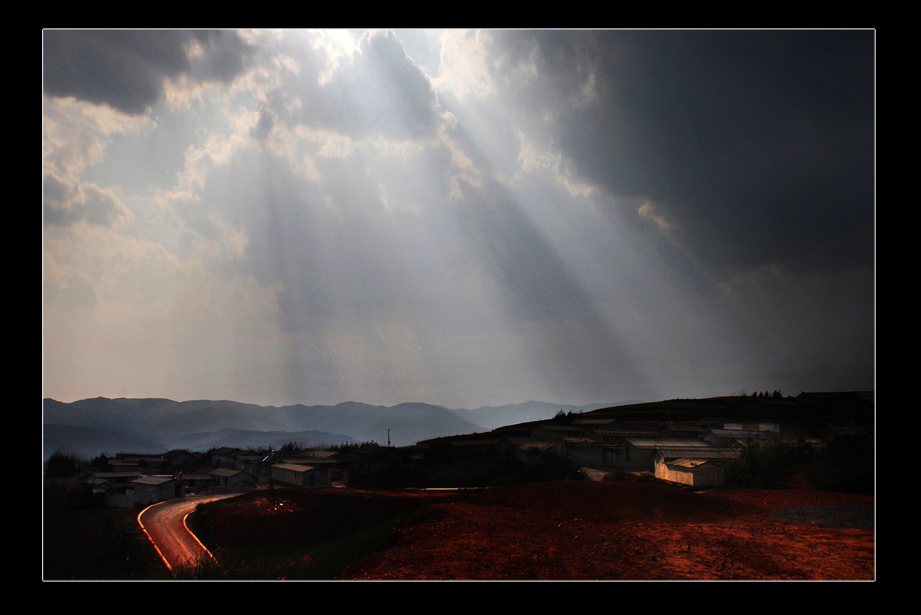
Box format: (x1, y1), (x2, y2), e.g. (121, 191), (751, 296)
(42, 397), (634, 460)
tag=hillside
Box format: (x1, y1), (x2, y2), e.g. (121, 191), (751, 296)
(43, 423), (167, 458)
(43, 397), (489, 458)
(43, 391), (873, 461)
(43, 390), (875, 580)
(42, 396), (644, 460)
(452, 400), (638, 430)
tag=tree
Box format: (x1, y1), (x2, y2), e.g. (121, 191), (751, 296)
(45, 450), (81, 477)
(279, 441), (301, 456)
(552, 409), (580, 425)
(723, 436), (801, 489)
(805, 433), (874, 493)
(91, 453), (109, 471)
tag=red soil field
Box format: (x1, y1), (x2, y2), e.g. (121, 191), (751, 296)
(206, 478), (874, 581)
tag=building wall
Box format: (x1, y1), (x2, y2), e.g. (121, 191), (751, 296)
(602, 447), (624, 468)
(655, 460), (691, 485)
(654, 460), (724, 487)
(625, 446), (657, 471)
(563, 442), (603, 467)
(105, 489), (134, 509)
(132, 480), (183, 505)
(134, 484), (159, 506)
(271, 465), (306, 487)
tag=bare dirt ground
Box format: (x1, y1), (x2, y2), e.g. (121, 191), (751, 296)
(333, 479), (874, 581)
(200, 477), (873, 581)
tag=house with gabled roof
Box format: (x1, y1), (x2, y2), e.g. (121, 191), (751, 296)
(210, 447), (246, 469)
(132, 475), (185, 506)
(705, 427), (770, 448)
(209, 467), (255, 490)
(271, 462), (329, 488)
(655, 458), (725, 487)
(560, 437), (606, 467)
(621, 438), (720, 472)
(115, 452), (166, 474)
(80, 470), (143, 508)
(653, 445), (740, 487)
(513, 440), (560, 463)
(162, 449), (202, 472)
(88, 470), (143, 485)
(178, 472), (214, 493)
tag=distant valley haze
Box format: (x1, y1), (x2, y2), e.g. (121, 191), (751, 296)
(43, 30), (875, 425)
(42, 396), (635, 459)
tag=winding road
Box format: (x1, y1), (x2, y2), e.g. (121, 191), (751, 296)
(138, 494), (237, 571)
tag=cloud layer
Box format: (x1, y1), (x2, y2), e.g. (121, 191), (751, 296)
(42, 29), (875, 408)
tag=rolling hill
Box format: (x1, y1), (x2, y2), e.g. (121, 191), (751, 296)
(42, 396), (646, 460)
(42, 397), (490, 458)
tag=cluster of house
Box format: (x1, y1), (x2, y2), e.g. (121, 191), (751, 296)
(77, 447), (353, 509)
(405, 416), (771, 488)
(403, 393), (870, 488)
(75, 393), (872, 508)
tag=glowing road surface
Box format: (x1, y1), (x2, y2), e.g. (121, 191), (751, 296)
(138, 494), (236, 571)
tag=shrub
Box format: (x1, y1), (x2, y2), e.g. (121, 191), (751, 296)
(44, 481), (106, 512)
(45, 450), (82, 477)
(805, 434), (874, 494)
(723, 436), (802, 489)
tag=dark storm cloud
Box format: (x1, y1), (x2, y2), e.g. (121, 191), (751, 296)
(491, 30), (875, 278)
(189, 30), (252, 83)
(42, 30), (252, 114)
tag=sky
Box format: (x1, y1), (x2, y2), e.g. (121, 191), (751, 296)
(42, 29), (876, 410)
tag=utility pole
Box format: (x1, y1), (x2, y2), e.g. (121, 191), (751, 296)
(387, 428), (391, 447)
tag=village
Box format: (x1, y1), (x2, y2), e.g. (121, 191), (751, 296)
(68, 391), (873, 509)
